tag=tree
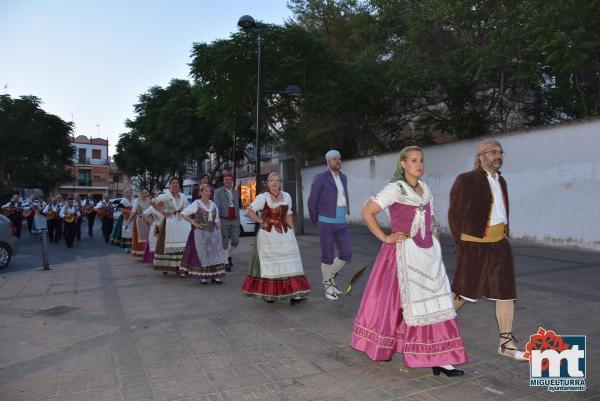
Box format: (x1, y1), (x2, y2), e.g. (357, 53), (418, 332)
(115, 79), (222, 191)
(0, 95), (75, 199)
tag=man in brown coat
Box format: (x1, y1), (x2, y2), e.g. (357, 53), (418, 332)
(449, 139), (526, 361)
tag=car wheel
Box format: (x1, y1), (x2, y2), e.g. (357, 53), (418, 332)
(0, 243), (11, 269)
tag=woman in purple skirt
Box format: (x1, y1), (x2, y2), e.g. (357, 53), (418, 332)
(180, 184), (226, 284)
(351, 146), (468, 377)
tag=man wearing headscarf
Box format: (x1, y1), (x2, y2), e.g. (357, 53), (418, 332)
(308, 150), (352, 300)
(448, 139), (526, 361)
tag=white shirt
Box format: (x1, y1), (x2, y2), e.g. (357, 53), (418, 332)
(486, 172), (508, 225)
(43, 203), (60, 213)
(249, 192), (294, 215)
(59, 205), (80, 218)
(94, 200), (111, 210)
(331, 172), (347, 208)
(225, 188), (234, 207)
(181, 199), (220, 222)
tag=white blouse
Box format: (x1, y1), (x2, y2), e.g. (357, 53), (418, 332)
(155, 192), (188, 212)
(249, 192), (293, 215)
(181, 199), (220, 223)
(371, 182), (436, 216)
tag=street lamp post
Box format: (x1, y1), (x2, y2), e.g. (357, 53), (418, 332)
(238, 15), (303, 202)
(238, 15), (263, 198)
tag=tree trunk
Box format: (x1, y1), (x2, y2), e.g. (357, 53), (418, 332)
(294, 153), (305, 235)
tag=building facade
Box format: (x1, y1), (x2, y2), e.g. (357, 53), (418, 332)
(58, 135), (110, 201)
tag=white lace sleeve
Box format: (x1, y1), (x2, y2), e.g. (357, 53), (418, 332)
(371, 183), (400, 210)
(249, 193), (266, 212)
(181, 201), (198, 216)
(430, 197), (436, 216)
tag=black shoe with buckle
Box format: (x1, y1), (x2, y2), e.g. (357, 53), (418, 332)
(432, 367), (464, 377)
(290, 298), (307, 306)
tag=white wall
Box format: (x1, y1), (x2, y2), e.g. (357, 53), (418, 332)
(72, 143), (108, 164)
(302, 119), (600, 250)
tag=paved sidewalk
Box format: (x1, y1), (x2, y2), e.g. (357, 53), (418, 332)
(0, 224), (598, 401)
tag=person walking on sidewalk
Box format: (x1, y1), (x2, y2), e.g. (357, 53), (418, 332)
(83, 193), (96, 237)
(95, 194), (114, 244)
(214, 172), (239, 272)
(42, 196), (61, 243)
(111, 189), (133, 252)
(242, 173), (310, 304)
(449, 139), (527, 361)
(60, 197), (80, 248)
(2, 193), (24, 239)
(180, 184), (226, 284)
(73, 194), (83, 242)
(351, 146), (467, 377)
(127, 189), (151, 259)
(307, 150), (352, 300)
(152, 177), (189, 275)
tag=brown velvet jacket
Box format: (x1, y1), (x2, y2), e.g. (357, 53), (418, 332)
(448, 167), (509, 243)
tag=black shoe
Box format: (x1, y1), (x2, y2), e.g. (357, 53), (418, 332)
(290, 298), (307, 306)
(264, 300), (275, 303)
(227, 257), (233, 267)
(432, 367), (464, 377)
(211, 278), (223, 284)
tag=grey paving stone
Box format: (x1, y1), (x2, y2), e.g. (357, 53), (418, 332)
(151, 374), (216, 400)
(274, 373), (348, 401)
(56, 388), (122, 401)
(1, 228), (598, 401)
(184, 337), (234, 356)
(205, 365), (270, 392)
(57, 365), (119, 395)
(219, 383), (293, 401)
(145, 358), (203, 381)
(194, 350), (252, 371)
(256, 357), (323, 381)
(0, 374), (59, 401)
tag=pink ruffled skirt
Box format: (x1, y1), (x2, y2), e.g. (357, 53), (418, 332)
(351, 243), (468, 368)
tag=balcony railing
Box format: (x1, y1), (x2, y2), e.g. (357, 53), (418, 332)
(76, 157), (109, 165)
(78, 180), (92, 186)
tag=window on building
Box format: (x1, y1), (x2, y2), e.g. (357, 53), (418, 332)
(79, 169), (92, 186)
(94, 175), (102, 182)
(92, 149), (101, 159)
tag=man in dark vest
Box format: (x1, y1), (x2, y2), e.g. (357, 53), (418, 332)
(449, 139), (526, 361)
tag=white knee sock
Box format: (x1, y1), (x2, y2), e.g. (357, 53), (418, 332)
(440, 365), (455, 370)
(331, 257), (346, 276)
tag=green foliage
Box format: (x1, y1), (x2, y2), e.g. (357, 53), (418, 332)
(0, 95), (75, 197)
(115, 79), (220, 191)
(118, 0), (600, 173)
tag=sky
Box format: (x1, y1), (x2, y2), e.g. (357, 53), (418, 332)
(0, 0), (293, 155)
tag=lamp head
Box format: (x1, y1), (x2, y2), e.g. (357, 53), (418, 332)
(238, 15), (256, 29)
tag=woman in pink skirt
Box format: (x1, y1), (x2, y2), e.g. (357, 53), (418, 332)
(351, 146), (467, 377)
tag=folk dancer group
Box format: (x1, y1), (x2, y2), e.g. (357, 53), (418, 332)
(2, 193), (95, 247)
(2, 138), (526, 377)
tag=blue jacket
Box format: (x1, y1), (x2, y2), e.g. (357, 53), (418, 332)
(307, 170), (350, 225)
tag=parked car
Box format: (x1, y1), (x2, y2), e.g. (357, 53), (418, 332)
(239, 209), (256, 235)
(0, 214), (18, 269)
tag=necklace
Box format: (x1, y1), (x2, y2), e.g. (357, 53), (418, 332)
(407, 180), (419, 191)
(269, 190), (281, 200)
